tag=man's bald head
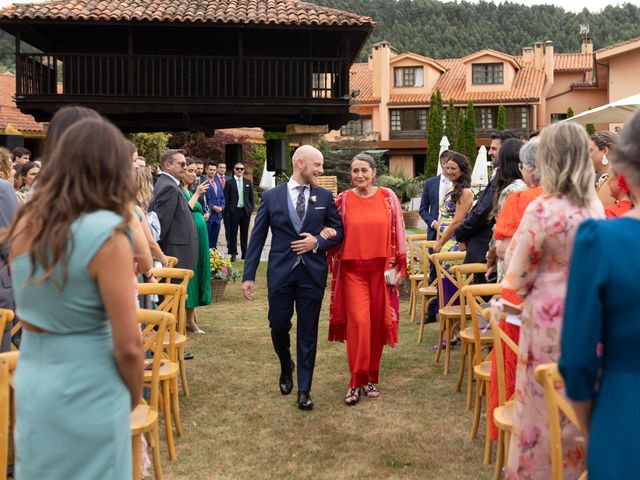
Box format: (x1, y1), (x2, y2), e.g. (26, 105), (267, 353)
(291, 144), (324, 186)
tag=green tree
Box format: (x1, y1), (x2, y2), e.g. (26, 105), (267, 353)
(130, 132), (170, 165)
(465, 101), (477, 162)
(426, 90), (443, 178)
(455, 108), (466, 153)
(444, 98), (456, 148)
(497, 105), (506, 131)
(585, 107), (596, 135)
(567, 106), (574, 118)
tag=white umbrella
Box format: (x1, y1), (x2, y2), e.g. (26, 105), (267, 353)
(259, 160), (276, 190)
(471, 145), (489, 188)
(437, 135), (450, 175)
(566, 93), (640, 125)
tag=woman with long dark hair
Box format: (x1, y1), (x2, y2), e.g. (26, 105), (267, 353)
(6, 117), (144, 479)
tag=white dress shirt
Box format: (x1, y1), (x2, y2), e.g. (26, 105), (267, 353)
(287, 178), (310, 208)
(161, 171), (181, 186)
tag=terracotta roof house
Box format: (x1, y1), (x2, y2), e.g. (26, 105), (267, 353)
(327, 36), (612, 177)
(596, 35), (640, 103)
(0, 0), (375, 132)
(0, 73), (45, 136)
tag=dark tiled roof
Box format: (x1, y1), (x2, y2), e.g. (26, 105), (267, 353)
(0, 0), (375, 27)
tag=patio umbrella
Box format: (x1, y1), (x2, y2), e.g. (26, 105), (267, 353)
(471, 145), (489, 188)
(566, 93), (640, 125)
(437, 135), (450, 176)
(259, 160), (276, 190)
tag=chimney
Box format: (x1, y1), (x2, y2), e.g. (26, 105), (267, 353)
(544, 41), (554, 84)
(522, 46), (534, 63)
(371, 41), (392, 100)
(533, 42), (544, 70)
(581, 34), (593, 54)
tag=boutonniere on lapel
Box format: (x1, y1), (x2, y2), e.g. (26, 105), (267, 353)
(310, 195), (317, 204)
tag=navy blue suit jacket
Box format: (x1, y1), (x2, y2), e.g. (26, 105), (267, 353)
(419, 175), (440, 241)
(455, 176), (497, 263)
(242, 183), (343, 291)
(204, 176), (225, 223)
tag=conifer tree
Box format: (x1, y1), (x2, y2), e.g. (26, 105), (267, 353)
(445, 98), (456, 147)
(566, 106), (574, 118)
(455, 108), (466, 153)
(426, 90), (443, 178)
(497, 105), (506, 131)
(465, 101), (477, 163)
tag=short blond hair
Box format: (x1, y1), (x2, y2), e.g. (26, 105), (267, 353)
(537, 122), (595, 208)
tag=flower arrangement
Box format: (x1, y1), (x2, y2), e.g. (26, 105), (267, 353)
(209, 249), (240, 282)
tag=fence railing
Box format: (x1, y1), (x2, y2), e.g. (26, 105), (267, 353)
(16, 53), (349, 100)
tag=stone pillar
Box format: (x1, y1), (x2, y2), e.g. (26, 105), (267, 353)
(285, 124), (329, 146)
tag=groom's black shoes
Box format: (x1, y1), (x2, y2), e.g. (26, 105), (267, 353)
(279, 361), (295, 395)
(297, 391), (313, 411)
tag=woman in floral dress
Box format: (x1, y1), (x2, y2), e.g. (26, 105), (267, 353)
(503, 123), (604, 480)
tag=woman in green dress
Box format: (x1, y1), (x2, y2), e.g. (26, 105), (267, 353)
(181, 159), (212, 333)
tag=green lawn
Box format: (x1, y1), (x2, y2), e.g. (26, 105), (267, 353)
(163, 262), (493, 479)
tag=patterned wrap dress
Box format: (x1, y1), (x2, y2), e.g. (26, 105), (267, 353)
(503, 195), (603, 480)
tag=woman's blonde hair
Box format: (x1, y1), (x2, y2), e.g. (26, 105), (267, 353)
(537, 122), (595, 208)
(135, 166), (154, 209)
(0, 147), (11, 180)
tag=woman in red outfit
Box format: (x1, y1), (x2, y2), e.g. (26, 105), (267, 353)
(605, 172), (634, 218)
(327, 154), (406, 406)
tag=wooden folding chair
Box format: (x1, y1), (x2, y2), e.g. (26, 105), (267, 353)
(484, 307), (519, 480)
(0, 309), (13, 342)
(131, 309), (171, 480)
(431, 251), (468, 374)
(8, 321), (21, 352)
(0, 351), (18, 480)
(406, 234), (427, 324)
(416, 240), (437, 343)
(150, 267), (194, 397)
(453, 263), (490, 409)
(138, 283), (185, 462)
(165, 256), (178, 268)
(535, 364), (588, 480)
(461, 284), (501, 464)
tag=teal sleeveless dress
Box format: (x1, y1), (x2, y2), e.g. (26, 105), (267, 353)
(11, 210), (132, 480)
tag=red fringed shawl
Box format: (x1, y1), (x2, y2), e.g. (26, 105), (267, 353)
(328, 187), (407, 346)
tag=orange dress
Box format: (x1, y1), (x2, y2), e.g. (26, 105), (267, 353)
(341, 189), (390, 387)
(605, 199), (633, 218)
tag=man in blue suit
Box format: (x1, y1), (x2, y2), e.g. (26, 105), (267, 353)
(419, 151), (451, 322)
(242, 145), (343, 411)
(204, 162), (225, 249)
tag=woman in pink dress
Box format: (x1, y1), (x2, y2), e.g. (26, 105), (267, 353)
(503, 122), (604, 480)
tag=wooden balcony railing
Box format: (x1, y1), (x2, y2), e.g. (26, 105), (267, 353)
(16, 53), (350, 101)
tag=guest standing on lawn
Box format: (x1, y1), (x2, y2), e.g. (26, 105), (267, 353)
(327, 153), (406, 406)
(181, 158), (211, 333)
(503, 122), (604, 480)
(6, 117), (143, 479)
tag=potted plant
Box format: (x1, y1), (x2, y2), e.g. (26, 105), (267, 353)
(209, 249), (240, 301)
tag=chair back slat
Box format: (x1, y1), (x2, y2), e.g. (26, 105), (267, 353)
(406, 234), (427, 276)
(452, 263), (487, 329)
(0, 310), (14, 343)
(137, 283), (183, 362)
(431, 251), (466, 309)
(534, 363), (584, 480)
(462, 283), (502, 364)
(150, 268), (194, 336)
(485, 308), (519, 407)
(418, 241), (437, 282)
(137, 309), (171, 411)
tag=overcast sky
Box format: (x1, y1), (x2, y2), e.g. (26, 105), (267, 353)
(0, 0), (631, 13)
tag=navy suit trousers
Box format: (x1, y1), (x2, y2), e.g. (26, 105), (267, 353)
(267, 263), (324, 393)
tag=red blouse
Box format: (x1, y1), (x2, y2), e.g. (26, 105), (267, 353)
(341, 189), (390, 261)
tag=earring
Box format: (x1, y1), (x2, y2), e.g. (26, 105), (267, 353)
(602, 154), (609, 166)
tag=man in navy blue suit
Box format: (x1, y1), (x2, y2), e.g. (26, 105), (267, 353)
(419, 151), (452, 322)
(204, 162), (225, 249)
(242, 145), (343, 411)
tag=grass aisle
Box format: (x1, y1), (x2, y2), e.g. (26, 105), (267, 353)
(165, 263), (492, 479)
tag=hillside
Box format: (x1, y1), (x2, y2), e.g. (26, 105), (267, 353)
(314, 0), (640, 59)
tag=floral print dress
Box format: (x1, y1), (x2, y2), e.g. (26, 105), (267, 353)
(502, 195), (604, 480)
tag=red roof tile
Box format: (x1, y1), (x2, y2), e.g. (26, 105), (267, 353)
(350, 63), (377, 103)
(553, 53), (593, 72)
(0, 0), (375, 27)
(596, 35), (640, 54)
(0, 73), (45, 133)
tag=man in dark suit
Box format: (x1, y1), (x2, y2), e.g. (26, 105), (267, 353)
(419, 150), (452, 322)
(216, 161), (232, 252)
(455, 130), (521, 282)
(150, 150), (198, 272)
(204, 162), (225, 249)
(224, 162), (254, 262)
(241, 145), (344, 411)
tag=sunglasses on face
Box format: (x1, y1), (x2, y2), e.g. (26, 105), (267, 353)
(235, 167), (244, 171)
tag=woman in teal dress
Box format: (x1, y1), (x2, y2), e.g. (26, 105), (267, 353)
(560, 110), (640, 480)
(6, 117), (145, 479)
(181, 158), (212, 333)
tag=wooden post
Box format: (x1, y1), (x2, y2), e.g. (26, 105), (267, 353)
(15, 30), (21, 95)
(128, 27), (133, 96)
